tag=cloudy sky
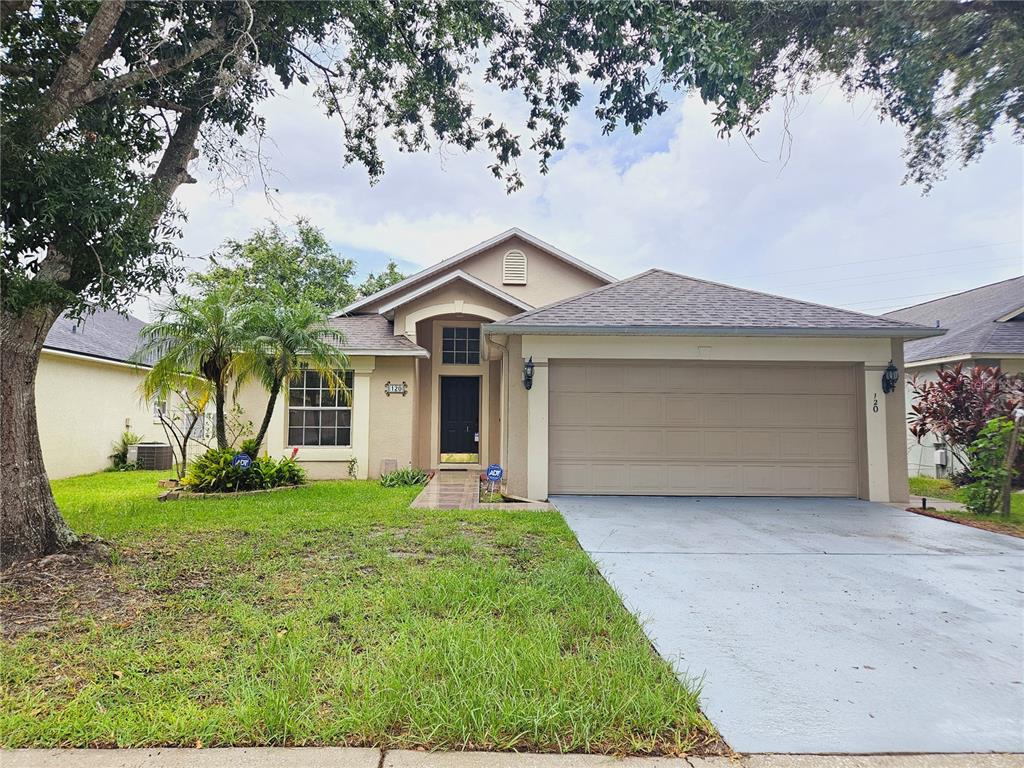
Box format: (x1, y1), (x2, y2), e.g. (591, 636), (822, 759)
(154, 77), (1023, 320)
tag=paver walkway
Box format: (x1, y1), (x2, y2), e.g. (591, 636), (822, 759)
(411, 469), (551, 510)
(4, 749), (1020, 767)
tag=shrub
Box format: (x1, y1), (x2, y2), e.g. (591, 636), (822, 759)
(909, 364), (1024, 472)
(183, 448), (307, 493)
(108, 430), (142, 470)
(961, 417), (1022, 515)
(380, 467), (430, 487)
(239, 438), (261, 458)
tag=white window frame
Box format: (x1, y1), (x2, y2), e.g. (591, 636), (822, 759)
(287, 369), (354, 447)
(151, 396), (167, 423)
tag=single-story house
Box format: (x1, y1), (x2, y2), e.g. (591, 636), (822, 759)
(248, 228), (942, 502)
(38, 309), (167, 478)
(882, 276), (1024, 478)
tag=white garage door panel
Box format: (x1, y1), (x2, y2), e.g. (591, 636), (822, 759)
(549, 361), (860, 496)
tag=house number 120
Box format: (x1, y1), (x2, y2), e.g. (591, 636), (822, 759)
(872, 394), (879, 413)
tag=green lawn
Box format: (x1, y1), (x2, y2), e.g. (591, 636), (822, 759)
(908, 475), (1024, 535)
(0, 471), (716, 754)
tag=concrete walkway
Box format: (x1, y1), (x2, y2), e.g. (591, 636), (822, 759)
(411, 469), (551, 510)
(3, 749), (1021, 767)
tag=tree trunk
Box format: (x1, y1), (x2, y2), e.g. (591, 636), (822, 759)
(251, 378), (282, 456)
(214, 380), (228, 450)
(1, 304), (80, 568)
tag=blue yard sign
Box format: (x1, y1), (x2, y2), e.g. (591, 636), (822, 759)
(232, 453), (253, 471)
(485, 464), (504, 483)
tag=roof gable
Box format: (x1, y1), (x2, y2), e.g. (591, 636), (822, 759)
(374, 270), (532, 315)
(338, 228), (613, 316)
(487, 269), (943, 339)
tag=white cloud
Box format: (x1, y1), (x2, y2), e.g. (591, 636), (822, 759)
(138, 78), (1023, 320)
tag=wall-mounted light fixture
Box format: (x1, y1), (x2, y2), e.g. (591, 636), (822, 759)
(881, 361), (899, 394)
(523, 356), (535, 390)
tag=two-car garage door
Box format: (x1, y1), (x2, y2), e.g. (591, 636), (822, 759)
(548, 360), (861, 496)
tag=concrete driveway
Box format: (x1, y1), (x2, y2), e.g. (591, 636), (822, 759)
(552, 496), (1024, 754)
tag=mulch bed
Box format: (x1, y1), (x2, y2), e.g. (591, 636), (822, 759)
(906, 507), (1023, 538)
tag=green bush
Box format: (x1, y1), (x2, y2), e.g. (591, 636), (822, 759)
(379, 466), (430, 487)
(239, 438), (261, 457)
(108, 430), (142, 470)
(183, 448), (307, 493)
(962, 417), (1022, 515)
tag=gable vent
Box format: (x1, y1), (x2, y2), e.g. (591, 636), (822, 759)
(502, 249), (528, 285)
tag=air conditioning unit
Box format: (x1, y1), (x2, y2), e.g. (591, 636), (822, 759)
(128, 442), (173, 470)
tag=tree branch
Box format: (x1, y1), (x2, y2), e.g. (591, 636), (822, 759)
(33, 0), (126, 140)
(78, 26), (227, 107)
(143, 109), (205, 230)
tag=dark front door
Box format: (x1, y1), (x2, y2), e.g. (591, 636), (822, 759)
(440, 376), (480, 456)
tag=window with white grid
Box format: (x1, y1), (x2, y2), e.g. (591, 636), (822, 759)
(287, 369), (353, 447)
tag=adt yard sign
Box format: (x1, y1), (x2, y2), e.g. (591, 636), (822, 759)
(485, 464), (504, 483)
(232, 453), (252, 471)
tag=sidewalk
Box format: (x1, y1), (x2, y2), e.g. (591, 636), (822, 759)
(2, 749), (1020, 767)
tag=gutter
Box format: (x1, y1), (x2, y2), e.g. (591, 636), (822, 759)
(481, 324), (947, 340)
(340, 348), (430, 358)
(42, 346), (152, 369)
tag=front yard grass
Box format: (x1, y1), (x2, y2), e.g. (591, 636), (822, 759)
(0, 471), (717, 754)
(908, 475), (1024, 536)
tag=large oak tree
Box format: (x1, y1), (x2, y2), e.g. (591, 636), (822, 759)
(3, 0), (1022, 567)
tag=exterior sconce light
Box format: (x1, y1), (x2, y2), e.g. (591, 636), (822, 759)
(523, 356), (535, 390)
(881, 361), (899, 394)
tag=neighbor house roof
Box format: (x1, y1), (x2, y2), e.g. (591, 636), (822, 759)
(882, 276), (1024, 365)
(484, 269), (944, 338)
(44, 309), (148, 365)
(327, 314), (429, 356)
(337, 228), (614, 316)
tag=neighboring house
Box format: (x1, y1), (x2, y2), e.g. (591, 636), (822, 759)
(248, 228), (941, 503)
(883, 276), (1024, 478)
(38, 309), (165, 479)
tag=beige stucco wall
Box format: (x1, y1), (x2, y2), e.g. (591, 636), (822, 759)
(394, 281), (522, 341)
(367, 357), (416, 476)
(359, 234), (607, 316)
(457, 237), (607, 308)
(499, 333), (910, 502)
(36, 351), (166, 479)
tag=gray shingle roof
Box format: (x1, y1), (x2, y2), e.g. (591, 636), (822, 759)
(327, 314), (428, 355)
(882, 276), (1024, 363)
(44, 309), (147, 364)
(486, 269), (942, 338)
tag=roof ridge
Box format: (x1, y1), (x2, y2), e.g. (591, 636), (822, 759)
(640, 268), (929, 330)
(497, 269), (658, 325)
(883, 274), (1024, 317)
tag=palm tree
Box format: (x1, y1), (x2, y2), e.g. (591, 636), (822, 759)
(236, 301), (349, 456)
(136, 291), (251, 449)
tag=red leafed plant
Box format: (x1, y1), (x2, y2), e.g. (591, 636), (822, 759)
(909, 363), (1024, 471)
